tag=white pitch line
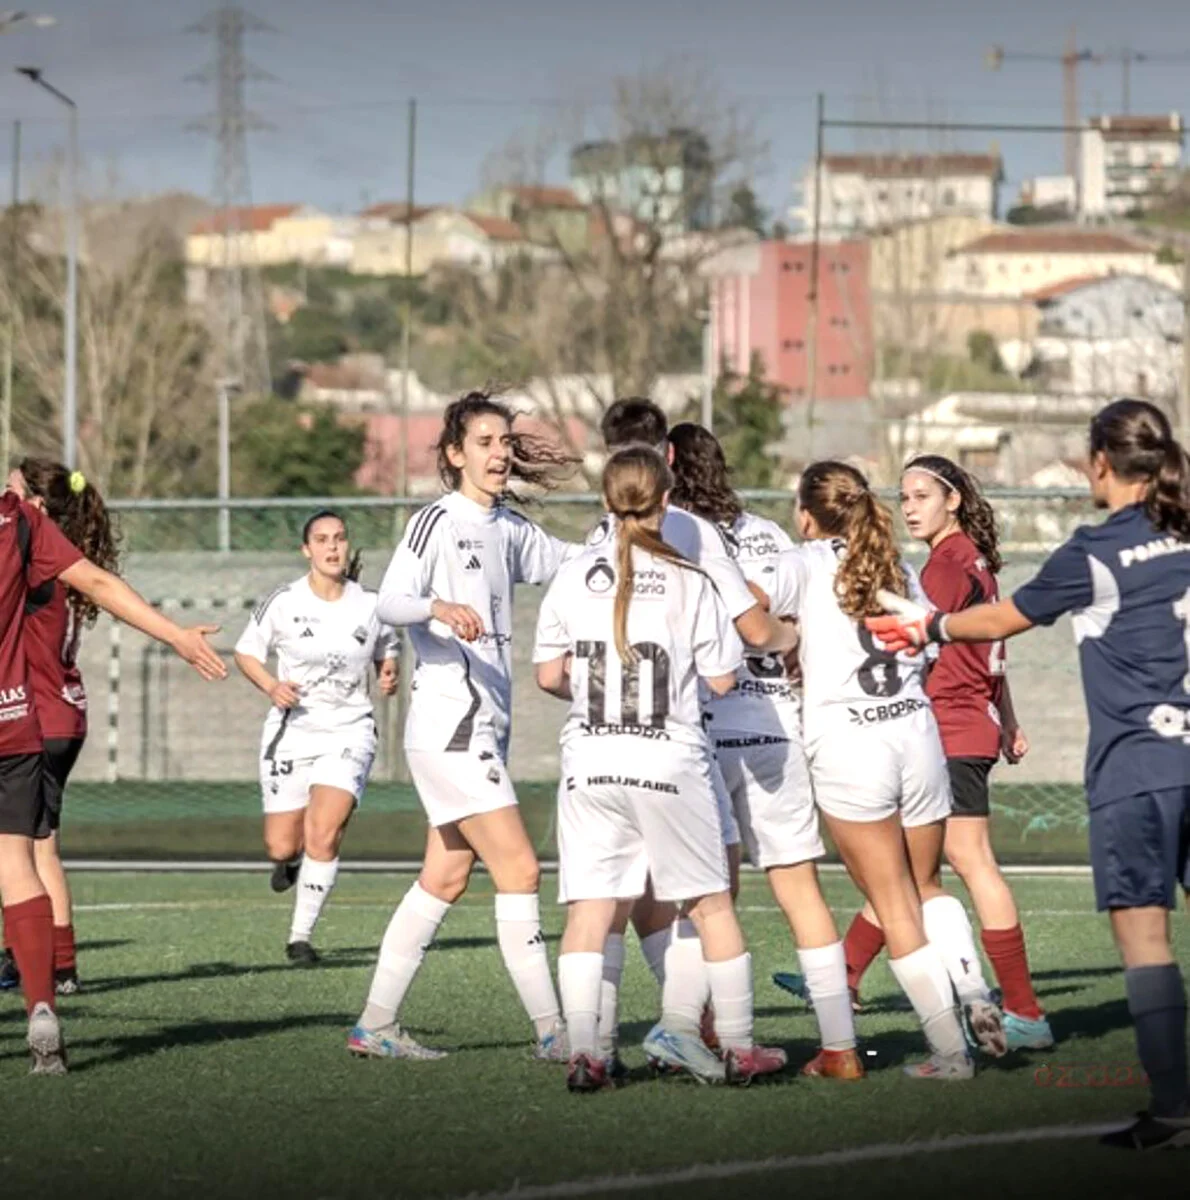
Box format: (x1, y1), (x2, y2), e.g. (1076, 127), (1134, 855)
(446, 1121), (1123, 1200)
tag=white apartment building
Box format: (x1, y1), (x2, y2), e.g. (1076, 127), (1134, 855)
(1080, 114), (1184, 218)
(792, 153), (1002, 235)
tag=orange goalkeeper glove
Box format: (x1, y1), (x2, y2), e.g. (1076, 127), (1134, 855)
(864, 589), (950, 656)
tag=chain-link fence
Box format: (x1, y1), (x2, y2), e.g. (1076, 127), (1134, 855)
(60, 489), (1098, 863)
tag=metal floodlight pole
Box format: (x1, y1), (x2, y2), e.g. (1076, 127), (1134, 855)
(17, 66), (78, 468)
(217, 377), (238, 553)
(0, 120), (19, 473)
(397, 96), (416, 509)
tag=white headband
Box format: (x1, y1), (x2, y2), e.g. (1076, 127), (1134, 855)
(902, 464), (957, 493)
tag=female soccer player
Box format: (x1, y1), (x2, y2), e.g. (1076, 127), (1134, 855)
(349, 392), (576, 1062)
(535, 444), (787, 1090)
(235, 510), (399, 964)
(666, 423), (861, 1080)
(839, 456), (1052, 1050)
(0, 486), (224, 1073)
(868, 398), (1189, 1146)
(781, 461), (979, 1079)
(0, 461), (120, 996)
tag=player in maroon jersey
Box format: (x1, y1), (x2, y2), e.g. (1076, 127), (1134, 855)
(0, 460), (120, 995)
(0, 482), (224, 1073)
(840, 455), (1053, 1051)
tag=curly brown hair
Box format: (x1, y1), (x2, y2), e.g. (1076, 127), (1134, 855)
(436, 391), (577, 502)
(666, 422), (744, 528)
(797, 460), (907, 618)
(18, 458), (120, 626)
(902, 454), (1002, 574)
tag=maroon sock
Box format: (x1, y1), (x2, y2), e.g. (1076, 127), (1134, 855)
(53, 924), (76, 973)
(982, 925), (1043, 1020)
(4, 896), (55, 1015)
(843, 912), (886, 993)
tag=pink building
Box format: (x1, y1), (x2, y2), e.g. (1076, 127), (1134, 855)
(707, 239), (871, 401)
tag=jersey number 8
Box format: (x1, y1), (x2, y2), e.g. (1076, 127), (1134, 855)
(857, 625), (903, 698)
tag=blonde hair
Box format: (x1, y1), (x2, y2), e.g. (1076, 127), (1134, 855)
(602, 446), (700, 665)
(797, 460), (907, 618)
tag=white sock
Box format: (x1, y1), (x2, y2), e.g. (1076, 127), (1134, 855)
(798, 941), (856, 1051)
(639, 926), (670, 985)
(360, 882), (450, 1030)
(705, 952), (753, 1052)
(598, 933), (626, 1057)
(890, 942), (968, 1060)
(559, 951), (603, 1059)
(660, 919), (710, 1033)
(288, 856), (339, 943)
(922, 894), (990, 1005)
(495, 892), (561, 1038)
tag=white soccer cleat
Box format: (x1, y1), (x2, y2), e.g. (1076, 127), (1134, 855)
(533, 1018), (570, 1063)
(903, 1051), (975, 1081)
(28, 1002), (67, 1075)
(347, 1023), (447, 1061)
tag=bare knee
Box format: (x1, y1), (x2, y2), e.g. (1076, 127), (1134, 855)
(303, 822), (342, 862)
(419, 864), (472, 905)
(490, 852), (539, 895)
(264, 832), (301, 862)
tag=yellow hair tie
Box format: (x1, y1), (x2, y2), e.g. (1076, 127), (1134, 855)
(68, 470), (86, 495)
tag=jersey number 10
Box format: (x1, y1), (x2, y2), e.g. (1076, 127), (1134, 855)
(574, 640), (671, 727)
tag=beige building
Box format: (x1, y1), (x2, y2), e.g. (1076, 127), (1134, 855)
(469, 185), (589, 255)
(869, 214), (1001, 296)
(186, 204), (356, 268)
(942, 228), (1174, 298)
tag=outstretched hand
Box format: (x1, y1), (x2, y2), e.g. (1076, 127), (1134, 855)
(172, 625), (227, 680)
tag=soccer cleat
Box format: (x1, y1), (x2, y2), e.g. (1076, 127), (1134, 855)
(724, 1043), (788, 1086)
(772, 971), (863, 1013)
(1099, 1111), (1190, 1151)
(533, 1019), (569, 1062)
(964, 998), (1008, 1058)
(903, 1051), (975, 1081)
(270, 858), (301, 894)
(347, 1023), (447, 1061)
(642, 1022), (727, 1085)
(27, 1002), (67, 1076)
(0, 948), (20, 990)
(699, 1002), (720, 1052)
(54, 967), (80, 996)
(604, 1051), (629, 1083)
(567, 1053), (613, 1094)
(285, 940), (319, 965)
(801, 1047), (865, 1080)
(1003, 1010), (1055, 1051)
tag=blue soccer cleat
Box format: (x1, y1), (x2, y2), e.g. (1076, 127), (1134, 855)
(1003, 1010), (1056, 1051)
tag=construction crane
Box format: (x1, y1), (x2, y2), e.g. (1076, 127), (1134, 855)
(988, 31), (1190, 177)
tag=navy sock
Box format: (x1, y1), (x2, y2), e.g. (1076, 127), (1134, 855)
(1125, 963), (1188, 1119)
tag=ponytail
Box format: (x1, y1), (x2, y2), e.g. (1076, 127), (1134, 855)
(798, 460), (907, 619)
(612, 515), (696, 666)
(1147, 439), (1190, 540)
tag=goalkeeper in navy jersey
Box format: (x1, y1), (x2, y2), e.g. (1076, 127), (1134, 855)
(868, 398), (1190, 1151)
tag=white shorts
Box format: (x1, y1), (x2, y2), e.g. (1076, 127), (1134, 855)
(807, 706), (952, 827)
(406, 746), (518, 828)
(557, 738), (730, 905)
(714, 733), (824, 868)
(260, 743), (376, 815)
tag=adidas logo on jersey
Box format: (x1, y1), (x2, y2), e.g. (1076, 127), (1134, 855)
(464, 554), (482, 571)
(300, 627), (315, 638)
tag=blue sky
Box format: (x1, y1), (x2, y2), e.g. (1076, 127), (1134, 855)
(2, 0), (1189, 220)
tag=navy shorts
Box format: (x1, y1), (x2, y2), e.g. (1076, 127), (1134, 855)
(1088, 787), (1190, 912)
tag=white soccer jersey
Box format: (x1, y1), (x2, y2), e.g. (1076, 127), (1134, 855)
(235, 576), (398, 756)
(773, 539), (932, 744)
(533, 544), (744, 749)
(586, 506), (757, 621)
(379, 490), (570, 757)
(702, 511), (800, 739)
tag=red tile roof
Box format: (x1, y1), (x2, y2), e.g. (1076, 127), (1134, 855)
(191, 204), (299, 235)
(956, 229), (1149, 255)
(465, 214), (527, 242)
(823, 153), (1001, 179)
(508, 185), (585, 210)
(1088, 114), (1184, 141)
(360, 201), (437, 221)
(1026, 273), (1110, 302)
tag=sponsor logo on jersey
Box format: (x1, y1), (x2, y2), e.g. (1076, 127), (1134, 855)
(325, 652), (348, 673)
(847, 697), (929, 727)
(61, 683), (87, 711)
(1119, 536), (1190, 569)
(585, 560), (614, 593)
(586, 774), (679, 795)
(1147, 703), (1190, 744)
(0, 684), (29, 723)
(633, 567), (667, 597)
(714, 735), (790, 749)
(734, 678), (796, 699)
(579, 721), (671, 740)
(352, 625), (368, 645)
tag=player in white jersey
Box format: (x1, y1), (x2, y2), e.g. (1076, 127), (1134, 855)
(666, 423), (862, 1081)
(534, 445), (788, 1090)
(583, 400), (797, 1066)
(349, 393), (577, 1063)
(779, 461), (986, 1080)
(234, 511), (399, 964)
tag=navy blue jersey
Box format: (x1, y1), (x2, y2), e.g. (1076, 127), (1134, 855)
(1013, 504), (1190, 808)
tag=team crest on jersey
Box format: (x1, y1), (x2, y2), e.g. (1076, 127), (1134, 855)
(585, 560), (614, 594)
(352, 626), (368, 645)
(588, 515), (612, 547)
(325, 652), (348, 673)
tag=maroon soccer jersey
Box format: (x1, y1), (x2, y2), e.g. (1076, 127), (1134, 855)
(920, 530), (1005, 760)
(25, 581), (86, 741)
(0, 495), (83, 756)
